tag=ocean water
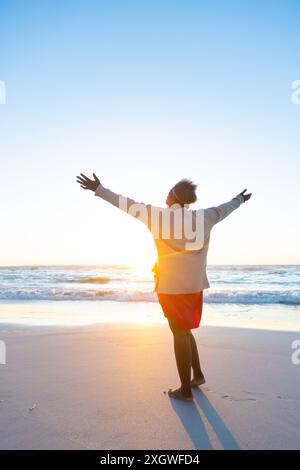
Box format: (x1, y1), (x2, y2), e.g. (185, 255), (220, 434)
(0, 265), (299, 330)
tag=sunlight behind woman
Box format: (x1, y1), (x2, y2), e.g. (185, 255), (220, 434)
(122, 225), (157, 274)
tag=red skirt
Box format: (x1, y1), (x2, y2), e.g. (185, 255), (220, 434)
(157, 291), (203, 330)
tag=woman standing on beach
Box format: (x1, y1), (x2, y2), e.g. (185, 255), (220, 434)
(76, 173), (251, 402)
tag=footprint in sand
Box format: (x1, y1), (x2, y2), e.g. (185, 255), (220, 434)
(276, 395), (300, 401)
(242, 390), (265, 397)
(221, 394), (256, 402)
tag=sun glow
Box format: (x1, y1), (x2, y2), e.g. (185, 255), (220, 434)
(118, 223), (157, 274)
(130, 248), (157, 275)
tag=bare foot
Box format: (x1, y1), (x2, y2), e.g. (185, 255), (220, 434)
(191, 376), (206, 388)
(168, 388), (193, 402)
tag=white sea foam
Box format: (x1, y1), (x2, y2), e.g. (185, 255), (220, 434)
(0, 265), (299, 306)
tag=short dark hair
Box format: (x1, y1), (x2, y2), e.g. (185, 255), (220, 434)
(172, 179), (197, 204)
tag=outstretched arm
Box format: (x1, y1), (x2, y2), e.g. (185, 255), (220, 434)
(204, 189), (252, 230)
(76, 173), (150, 225)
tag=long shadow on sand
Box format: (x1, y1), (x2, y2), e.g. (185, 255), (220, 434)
(170, 399), (213, 450)
(170, 389), (240, 450)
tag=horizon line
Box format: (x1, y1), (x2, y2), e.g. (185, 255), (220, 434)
(0, 263), (299, 268)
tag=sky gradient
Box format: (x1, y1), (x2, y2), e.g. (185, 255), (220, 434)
(0, 0), (299, 267)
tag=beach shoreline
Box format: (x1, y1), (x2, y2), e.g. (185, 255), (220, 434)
(1, 298), (300, 332)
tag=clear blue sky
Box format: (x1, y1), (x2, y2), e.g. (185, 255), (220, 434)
(0, 0), (299, 266)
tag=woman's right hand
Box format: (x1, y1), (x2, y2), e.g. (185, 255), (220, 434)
(76, 173), (100, 192)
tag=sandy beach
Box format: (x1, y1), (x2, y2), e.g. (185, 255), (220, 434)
(1, 321), (300, 450)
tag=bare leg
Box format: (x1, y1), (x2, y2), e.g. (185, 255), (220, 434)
(168, 316), (192, 398)
(190, 332), (204, 380)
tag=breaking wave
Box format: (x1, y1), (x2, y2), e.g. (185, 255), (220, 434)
(0, 287), (299, 306)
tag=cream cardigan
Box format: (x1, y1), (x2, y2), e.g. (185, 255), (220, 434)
(95, 184), (244, 294)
